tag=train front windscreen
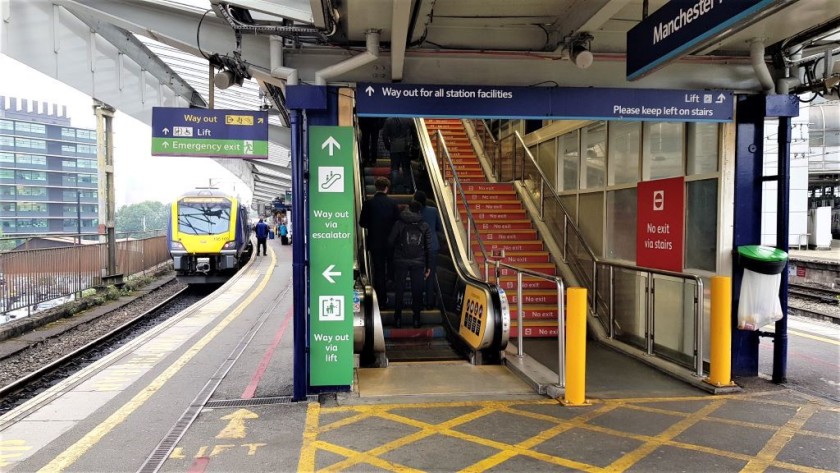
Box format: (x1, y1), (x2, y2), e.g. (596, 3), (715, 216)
(177, 197), (232, 235)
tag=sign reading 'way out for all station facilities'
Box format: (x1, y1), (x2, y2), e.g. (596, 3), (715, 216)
(357, 82), (734, 122)
(309, 126), (354, 386)
(151, 107), (268, 159)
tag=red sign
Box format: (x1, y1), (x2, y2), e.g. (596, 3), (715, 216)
(796, 266), (806, 277)
(637, 177), (684, 272)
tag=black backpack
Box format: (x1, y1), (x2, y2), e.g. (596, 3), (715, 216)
(399, 222), (425, 259)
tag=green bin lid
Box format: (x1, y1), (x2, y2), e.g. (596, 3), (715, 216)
(737, 245), (788, 262)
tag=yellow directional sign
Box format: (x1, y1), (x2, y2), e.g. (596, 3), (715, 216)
(216, 409), (259, 439)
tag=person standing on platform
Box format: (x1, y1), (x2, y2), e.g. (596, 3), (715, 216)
(359, 116), (383, 166)
(359, 177), (401, 308)
(413, 191), (441, 309)
(381, 116), (415, 193)
(255, 218), (270, 256)
(388, 200), (432, 328)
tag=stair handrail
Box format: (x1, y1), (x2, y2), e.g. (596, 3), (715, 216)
(475, 122), (707, 377)
(431, 129), (493, 276)
(490, 258), (567, 387)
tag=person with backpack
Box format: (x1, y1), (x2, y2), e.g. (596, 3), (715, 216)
(387, 200), (432, 328)
(381, 116), (416, 193)
(413, 191), (442, 309)
(360, 177), (401, 308)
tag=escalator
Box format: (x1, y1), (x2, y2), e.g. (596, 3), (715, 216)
(354, 116), (509, 368)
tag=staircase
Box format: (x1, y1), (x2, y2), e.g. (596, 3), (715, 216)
(426, 119), (560, 337)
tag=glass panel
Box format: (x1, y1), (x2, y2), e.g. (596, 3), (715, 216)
(559, 194), (577, 222)
(685, 179), (718, 271)
(578, 192), (603, 257)
(536, 139), (557, 190)
(606, 188), (637, 261)
(652, 275), (695, 368)
(608, 121), (640, 185)
(643, 122), (684, 180)
(582, 122), (606, 189)
(612, 268), (647, 350)
(0, 152), (13, 163)
(0, 120), (13, 131)
(559, 130), (579, 191)
(177, 198), (232, 235)
(687, 123), (719, 175)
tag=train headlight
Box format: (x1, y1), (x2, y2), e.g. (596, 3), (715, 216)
(223, 241), (237, 249)
(170, 241), (185, 250)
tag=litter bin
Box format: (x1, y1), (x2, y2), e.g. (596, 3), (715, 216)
(735, 245), (788, 331)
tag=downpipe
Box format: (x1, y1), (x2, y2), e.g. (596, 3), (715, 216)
(315, 30), (380, 85)
(751, 40), (776, 94)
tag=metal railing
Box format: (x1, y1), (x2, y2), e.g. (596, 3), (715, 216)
(468, 119), (707, 377)
(429, 126), (567, 380)
(0, 233), (169, 316)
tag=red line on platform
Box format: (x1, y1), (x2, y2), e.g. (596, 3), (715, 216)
(187, 457), (210, 473)
(242, 306), (293, 399)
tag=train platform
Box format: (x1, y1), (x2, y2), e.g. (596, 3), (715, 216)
(1, 238), (838, 472)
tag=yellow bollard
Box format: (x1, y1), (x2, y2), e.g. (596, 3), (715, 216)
(563, 287), (589, 406)
(708, 276), (733, 387)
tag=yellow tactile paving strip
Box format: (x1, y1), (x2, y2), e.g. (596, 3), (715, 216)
(298, 392), (840, 472)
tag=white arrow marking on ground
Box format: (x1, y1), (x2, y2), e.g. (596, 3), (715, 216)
(321, 136), (341, 156)
(322, 264), (341, 283)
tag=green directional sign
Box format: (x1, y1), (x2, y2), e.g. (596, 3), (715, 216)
(309, 126), (355, 386)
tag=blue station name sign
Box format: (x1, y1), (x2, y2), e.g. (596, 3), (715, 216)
(151, 107), (269, 159)
(357, 83), (733, 122)
(626, 0), (776, 80)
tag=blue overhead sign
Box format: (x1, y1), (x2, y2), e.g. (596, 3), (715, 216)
(151, 107), (269, 158)
(357, 83), (733, 122)
(626, 0), (776, 80)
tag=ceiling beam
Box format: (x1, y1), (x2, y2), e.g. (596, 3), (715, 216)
(66, 9), (207, 108)
(390, 0), (411, 81)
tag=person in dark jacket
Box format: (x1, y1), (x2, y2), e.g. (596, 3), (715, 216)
(388, 200), (432, 328)
(359, 116), (383, 166)
(413, 191), (442, 309)
(359, 177), (401, 307)
(381, 116), (415, 193)
(254, 218), (270, 256)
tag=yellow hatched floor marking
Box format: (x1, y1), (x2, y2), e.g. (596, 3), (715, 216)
(740, 403), (820, 473)
(37, 250), (276, 472)
(301, 395), (838, 473)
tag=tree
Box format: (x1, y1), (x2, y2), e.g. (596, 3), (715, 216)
(115, 201), (169, 234)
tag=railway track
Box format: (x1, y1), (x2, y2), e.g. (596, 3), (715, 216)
(0, 285), (212, 415)
(788, 283), (840, 304)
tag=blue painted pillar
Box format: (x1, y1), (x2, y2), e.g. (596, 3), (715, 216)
(732, 95), (763, 376)
(732, 95), (799, 378)
(773, 115), (792, 383)
(286, 86), (340, 399)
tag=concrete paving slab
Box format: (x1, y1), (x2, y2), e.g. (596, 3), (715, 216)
(777, 433), (840, 471)
(452, 410), (556, 445)
(534, 427), (645, 468)
(388, 405), (482, 425)
(379, 433), (500, 471)
(674, 419), (776, 456)
(624, 444), (748, 472)
(587, 405), (684, 437)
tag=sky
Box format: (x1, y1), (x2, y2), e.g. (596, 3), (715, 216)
(0, 54), (250, 209)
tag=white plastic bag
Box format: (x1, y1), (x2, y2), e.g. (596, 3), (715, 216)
(737, 269), (784, 330)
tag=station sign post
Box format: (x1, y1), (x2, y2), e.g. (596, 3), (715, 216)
(626, 0), (777, 80)
(151, 107), (269, 158)
(308, 126), (354, 386)
(357, 83), (733, 122)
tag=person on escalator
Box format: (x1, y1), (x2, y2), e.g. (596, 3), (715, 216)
(388, 200), (432, 329)
(413, 191), (441, 309)
(381, 116), (416, 194)
(359, 116), (383, 166)
(359, 177), (401, 309)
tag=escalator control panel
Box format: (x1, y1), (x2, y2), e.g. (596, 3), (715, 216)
(457, 285), (488, 349)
